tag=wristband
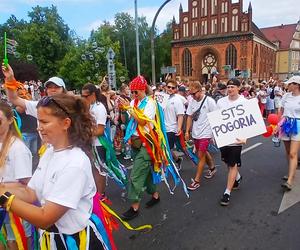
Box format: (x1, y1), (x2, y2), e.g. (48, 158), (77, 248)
(0, 192), (12, 207)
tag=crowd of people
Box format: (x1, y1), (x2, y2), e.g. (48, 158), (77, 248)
(0, 62), (299, 249)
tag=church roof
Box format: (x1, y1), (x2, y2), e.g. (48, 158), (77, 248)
(261, 23), (297, 50)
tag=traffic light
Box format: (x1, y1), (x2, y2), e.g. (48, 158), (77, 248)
(235, 69), (241, 77)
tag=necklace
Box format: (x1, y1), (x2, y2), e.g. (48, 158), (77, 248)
(53, 145), (73, 152)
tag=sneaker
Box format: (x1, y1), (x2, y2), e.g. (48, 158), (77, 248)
(204, 167), (217, 179)
(123, 155), (131, 160)
(281, 182), (292, 191)
(282, 175), (288, 181)
(233, 176), (243, 190)
(187, 179), (200, 191)
(145, 196), (160, 208)
(121, 207), (139, 221)
(220, 193), (230, 206)
(176, 157), (183, 171)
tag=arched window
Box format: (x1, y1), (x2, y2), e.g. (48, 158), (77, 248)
(182, 48), (192, 76)
(253, 45), (258, 73)
(226, 44), (237, 69)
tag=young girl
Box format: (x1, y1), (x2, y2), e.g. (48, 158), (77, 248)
(0, 101), (32, 250)
(0, 94), (109, 249)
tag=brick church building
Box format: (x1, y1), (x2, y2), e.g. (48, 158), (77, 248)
(171, 0), (276, 83)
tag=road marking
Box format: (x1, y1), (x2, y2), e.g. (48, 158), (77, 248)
(278, 170), (300, 214)
(241, 143), (263, 155)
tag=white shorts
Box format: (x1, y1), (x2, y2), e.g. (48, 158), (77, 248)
(280, 133), (300, 142)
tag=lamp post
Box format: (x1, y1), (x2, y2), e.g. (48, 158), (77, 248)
(134, 0), (141, 75)
(151, 0), (172, 85)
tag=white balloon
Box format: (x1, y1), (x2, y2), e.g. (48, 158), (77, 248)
(81, 54), (87, 60)
(95, 63), (99, 68)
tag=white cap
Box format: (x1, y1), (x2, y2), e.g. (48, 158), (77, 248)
(284, 76), (300, 85)
(45, 77), (66, 89)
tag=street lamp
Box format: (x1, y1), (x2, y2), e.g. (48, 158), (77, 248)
(151, 0), (172, 85)
(134, 0), (141, 75)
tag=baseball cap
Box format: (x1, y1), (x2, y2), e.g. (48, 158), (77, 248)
(284, 76), (300, 85)
(227, 78), (241, 87)
(45, 77), (66, 89)
(217, 83), (227, 90)
(178, 86), (186, 92)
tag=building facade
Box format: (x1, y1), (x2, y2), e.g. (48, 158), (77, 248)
(171, 0), (276, 83)
(261, 21), (300, 80)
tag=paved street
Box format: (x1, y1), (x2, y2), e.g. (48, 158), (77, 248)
(107, 136), (300, 250)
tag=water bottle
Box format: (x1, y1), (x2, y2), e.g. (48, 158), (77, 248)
(272, 134), (281, 147)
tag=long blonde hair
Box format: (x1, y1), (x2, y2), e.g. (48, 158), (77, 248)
(0, 102), (20, 168)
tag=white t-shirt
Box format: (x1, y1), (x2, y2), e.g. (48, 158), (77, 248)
(176, 94), (188, 108)
(258, 90), (267, 104)
(186, 95), (217, 139)
(28, 147), (96, 235)
(281, 93), (300, 119)
(90, 102), (107, 146)
(25, 100), (38, 118)
(217, 95), (246, 146)
(164, 94), (185, 133)
(0, 138), (32, 182)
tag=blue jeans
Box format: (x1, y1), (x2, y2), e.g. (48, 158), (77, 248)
(23, 132), (38, 155)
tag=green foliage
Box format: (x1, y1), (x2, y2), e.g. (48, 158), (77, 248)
(0, 6), (173, 89)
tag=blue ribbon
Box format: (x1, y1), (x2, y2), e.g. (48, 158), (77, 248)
(90, 213), (112, 250)
(65, 234), (78, 250)
(123, 97), (148, 143)
(281, 117), (299, 136)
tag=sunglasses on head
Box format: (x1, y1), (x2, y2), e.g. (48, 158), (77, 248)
(167, 85), (176, 90)
(38, 96), (70, 116)
(131, 90), (138, 95)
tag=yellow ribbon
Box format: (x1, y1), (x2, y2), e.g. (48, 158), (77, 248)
(101, 202), (152, 231)
(38, 144), (47, 157)
(79, 229), (87, 250)
(8, 212), (24, 250)
(40, 231), (51, 250)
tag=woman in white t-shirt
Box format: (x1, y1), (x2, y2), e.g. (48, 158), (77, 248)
(0, 94), (111, 249)
(0, 101), (32, 250)
(278, 76), (300, 191)
(257, 83), (268, 117)
(82, 83), (107, 198)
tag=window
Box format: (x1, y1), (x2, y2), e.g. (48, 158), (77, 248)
(183, 23), (189, 37)
(221, 1), (228, 13)
(253, 45), (258, 73)
(192, 22), (199, 36)
(201, 20), (208, 35)
(226, 44), (237, 69)
(192, 7), (198, 18)
(201, 0), (207, 16)
(174, 29), (179, 40)
(183, 48), (192, 76)
(211, 19), (217, 34)
(292, 51), (296, 59)
(211, 0), (217, 15)
(232, 15), (238, 31)
(241, 22), (248, 32)
(221, 17), (228, 33)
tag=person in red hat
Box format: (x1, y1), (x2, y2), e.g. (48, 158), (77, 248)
(119, 76), (160, 220)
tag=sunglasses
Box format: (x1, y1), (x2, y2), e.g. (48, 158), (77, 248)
(81, 93), (92, 98)
(167, 86), (176, 90)
(191, 90), (200, 96)
(131, 91), (138, 95)
(38, 96), (70, 116)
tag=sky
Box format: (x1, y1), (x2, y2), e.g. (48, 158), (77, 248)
(0, 0), (299, 39)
